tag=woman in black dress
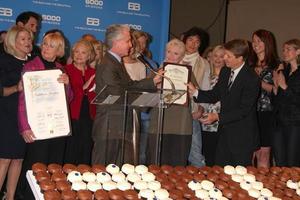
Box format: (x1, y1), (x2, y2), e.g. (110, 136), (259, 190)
(0, 26), (33, 200)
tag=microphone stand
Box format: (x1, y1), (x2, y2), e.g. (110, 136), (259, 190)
(135, 53), (176, 95)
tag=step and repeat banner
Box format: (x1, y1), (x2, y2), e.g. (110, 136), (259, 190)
(0, 0), (170, 62)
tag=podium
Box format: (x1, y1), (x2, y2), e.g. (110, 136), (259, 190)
(92, 85), (186, 165)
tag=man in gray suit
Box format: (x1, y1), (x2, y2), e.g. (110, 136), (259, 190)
(92, 24), (162, 165)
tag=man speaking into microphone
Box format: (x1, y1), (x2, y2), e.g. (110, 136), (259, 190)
(92, 24), (163, 165)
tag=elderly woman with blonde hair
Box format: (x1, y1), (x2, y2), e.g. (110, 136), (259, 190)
(147, 38), (193, 166)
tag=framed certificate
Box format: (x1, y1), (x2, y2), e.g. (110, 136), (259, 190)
(162, 62), (191, 105)
(23, 69), (71, 140)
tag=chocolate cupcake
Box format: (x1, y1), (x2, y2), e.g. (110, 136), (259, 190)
(77, 164), (92, 174)
(63, 164), (77, 174)
(77, 189), (93, 200)
(219, 172), (231, 182)
(39, 180), (56, 193)
(222, 188), (235, 199)
(193, 173), (206, 182)
(215, 180), (228, 191)
(284, 188), (296, 198)
(207, 172), (219, 182)
(161, 180), (175, 191)
(198, 166), (211, 175)
(186, 165), (198, 175)
(56, 180), (71, 192)
(175, 181), (188, 191)
(43, 190), (61, 200)
(270, 166), (282, 175)
(108, 189), (124, 200)
(94, 189), (109, 200)
(123, 189), (138, 200)
(169, 189), (183, 199)
(212, 165), (224, 174)
(180, 172), (193, 183)
(257, 166), (269, 175)
(273, 188), (285, 199)
(35, 171), (51, 183)
(32, 162), (47, 174)
(155, 173), (168, 182)
(161, 165), (173, 175)
(168, 172), (180, 183)
(182, 188), (195, 199)
(174, 166), (186, 175)
(148, 164), (161, 175)
(51, 172), (67, 182)
(92, 164), (106, 173)
(48, 163), (62, 174)
(246, 166), (257, 175)
(61, 190), (77, 200)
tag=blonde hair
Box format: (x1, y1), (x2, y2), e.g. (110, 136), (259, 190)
(4, 25), (33, 57)
(71, 39), (95, 64)
(211, 45), (225, 76)
(132, 30), (152, 58)
(166, 38), (186, 59)
(284, 39), (300, 65)
(42, 32), (65, 58)
(90, 39), (103, 65)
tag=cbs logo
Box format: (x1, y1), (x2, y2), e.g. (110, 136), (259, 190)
(0, 7), (13, 17)
(128, 2), (140, 11)
(86, 17), (100, 26)
(85, 0), (103, 6)
(42, 14), (61, 22)
(128, 24), (142, 30)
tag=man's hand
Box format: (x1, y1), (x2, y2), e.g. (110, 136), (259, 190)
(22, 129), (36, 143)
(186, 82), (197, 98)
(153, 69), (165, 85)
(199, 112), (219, 124)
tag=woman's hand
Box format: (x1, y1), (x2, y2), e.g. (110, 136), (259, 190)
(153, 69), (164, 85)
(58, 73), (69, 85)
(83, 74), (95, 90)
(192, 105), (204, 120)
(22, 129), (36, 143)
(199, 112), (219, 124)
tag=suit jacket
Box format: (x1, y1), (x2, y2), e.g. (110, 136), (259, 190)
(195, 64), (260, 153)
(92, 52), (156, 141)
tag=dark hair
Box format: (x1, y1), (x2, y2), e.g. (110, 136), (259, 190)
(251, 29), (279, 69)
(15, 11), (41, 25)
(182, 26), (210, 55)
(224, 39), (249, 61)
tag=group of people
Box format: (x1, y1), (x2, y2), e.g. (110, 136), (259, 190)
(0, 10), (300, 200)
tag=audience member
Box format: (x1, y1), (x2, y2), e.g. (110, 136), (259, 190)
(182, 26), (211, 167)
(17, 32), (70, 199)
(0, 31), (7, 44)
(64, 39), (95, 165)
(91, 24), (162, 165)
(147, 38), (193, 166)
(187, 39), (260, 166)
(131, 30), (158, 164)
(0, 25), (33, 200)
(272, 39), (300, 167)
(201, 45), (225, 166)
(251, 29), (279, 168)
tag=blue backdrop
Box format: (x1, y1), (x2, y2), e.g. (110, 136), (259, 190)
(0, 0), (170, 63)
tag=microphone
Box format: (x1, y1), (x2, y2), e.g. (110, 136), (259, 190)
(135, 53), (176, 94)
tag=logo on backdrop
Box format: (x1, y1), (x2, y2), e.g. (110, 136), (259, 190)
(42, 14), (61, 25)
(128, 2), (140, 11)
(86, 17), (100, 26)
(116, 2), (150, 18)
(0, 7), (13, 17)
(85, 0), (104, 9)
(127, 24), (142, 30)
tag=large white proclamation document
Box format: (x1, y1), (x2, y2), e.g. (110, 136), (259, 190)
(23, 69), (71, 140)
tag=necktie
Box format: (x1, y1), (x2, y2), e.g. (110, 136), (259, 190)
(228, 70), (234, 89)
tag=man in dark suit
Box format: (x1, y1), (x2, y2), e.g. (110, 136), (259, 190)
(92, 24), (162, 165)
(187, 39), (260, 166)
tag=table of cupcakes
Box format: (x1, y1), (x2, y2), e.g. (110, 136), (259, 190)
(26, 163), (300, 200)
